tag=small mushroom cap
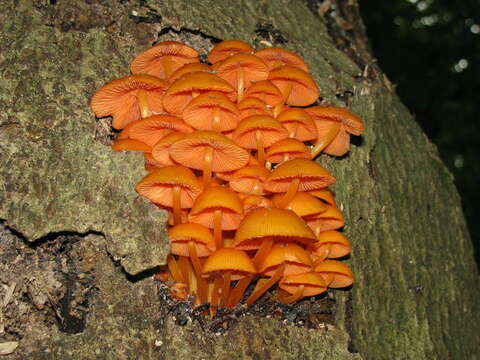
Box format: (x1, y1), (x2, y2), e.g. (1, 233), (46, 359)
(189, 186), (244, 230)
(259, 243), (313, 277)
(237, 97), (272, 118)
(151, 132), (185, 166)
(314, 260), (353, 288)
(202, 248), (257, 280)
(163, 72), (236, 114)
(242, 195), (273, 214)
(229, 165), (270, 195)
(276, 107), (317, 142)
(306, 204), (345, 232)
(267, 66), (319, 106)
(264, 158), (336, 193)
(144, 152), (165, 171)
(244, 80), (284, 107)
(255, 47), (309, 72)
(279, 272), (327, 297)
(168, 63), (212, 83)
(168, 223), (216, 257)
(130, 41), (199, 78)
(169, 131), (249, 173)
(233, 207), (317, 250)
(207, 40), (254, 64)
(135, 165), (201, 208)
(183, 91), (240, 132)
(312, 230), (351, 260)
(308, 189), (336, 206)
(90, 75), (168, 129)
(111, 138), (151, 153)
(233, 115), (289, 150)
(127, 115), (193, 147)
(272, 192), (327, 218)
(213, 53), (269, 90)
(265, 138), (312, 164)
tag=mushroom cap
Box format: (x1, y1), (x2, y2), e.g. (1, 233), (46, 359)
(263, 158), (336, 193)
(169, 131), (250, 172)
(229, 165), (270, 195)
(308, 189), (336, 206)
(265, 138), (312, 164)
(127, 115), (193, 147)
(168, 63), (212, 83)
(163, 72), (236, 114)
(90, 75), (168, 129)
(314, 260), (353, 288)
(276, 107), (317, 142)
(255, 47), (309, 72)
(306, 204), (345, 232)
(279, 272), (327, 297)
(130, 41), (199, 78)
(151, 132), (185, 166)
(144, 152), (164, 171)
(241, 195), (273, 214)
(213, 53), (269, 90)
(135, 165), (201, 208)
(188, 186), (243, 230)
(312, 230), (351, 260)
(233, 207), (317, 250)
(244, 80), (284, 107)
(267, 66), (319, 106)
(237, 97), (272, 119)
(182, 91), (240, 132)
(202, 248), (257, 280)
(207, 40), (254, 64)
(272, 192), (327, 218)
(233, 115), (289, 150)
(168, 223), (216, 257)
(259, 243), (313, 277)
(111, 138), (151, 153)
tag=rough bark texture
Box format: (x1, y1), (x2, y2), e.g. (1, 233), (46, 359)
(0, 0), (478, 359)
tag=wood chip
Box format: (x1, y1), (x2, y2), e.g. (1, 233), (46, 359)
(0, 341), (18, 355)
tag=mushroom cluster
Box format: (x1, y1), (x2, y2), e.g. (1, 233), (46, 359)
(91, 40), (364, 315)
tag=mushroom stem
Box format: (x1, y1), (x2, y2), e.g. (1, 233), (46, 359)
(203, 147), (214, 188)
(255, 130), (265, 166)
(212, 107), (222, 132)
(220, 272), (232, 307)
(246, 263), (285, 305)
(213, 209), (223, 249)
(278, 285), (305, 304)
(167, 255), (185, 284)
(210, 277), (223, 316)
(252, 238), (273, 268)
(187, 241), (207, 304)
(276, 178), (300, 208)
(311, 122), (341, 158)
(172, 185), (182, 225)
(178, 256), (191, 292)
(237, 67), (245, 103)
(289, 122), (299, 138)
(137, 89), (152, 118)
(227, 275), (254, 307)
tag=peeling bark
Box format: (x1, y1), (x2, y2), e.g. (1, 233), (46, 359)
(0, 0), (478, 359)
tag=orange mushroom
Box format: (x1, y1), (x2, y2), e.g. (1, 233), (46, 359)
(276, 107), (317, 141)
(207, 40), (254, 64)
(255, 47), (309, 72)
(151, 132), (185, 166)
(168, 63), (212, 83)
(243, 80), (284, 110)
(311, 230), (351, 262)
(241, 195), (273, 214)
(305, 106), (365, 157)
(308, 188), (336, 206)
(314, 260), (353, 288)
(237, 97), (272, 119)
(130, 41), (199, 79)
(305, 204), (345, 236)
(272, 192), (328, 221)
(135, 165), (201, 225)
(91, 75), (168, 129)
(278, 272), (327, 303)
(229, 165), (270, 195)
(265, 138), (312, 169)
(169, 131), (249, 188)
(188, 186), (243, 249)
(127, 115), (193, 147)
(111, 138), (151, 153)
(183, 91), (240, 132)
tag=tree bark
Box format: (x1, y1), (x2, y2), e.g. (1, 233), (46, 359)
(0, 0), (478, 359)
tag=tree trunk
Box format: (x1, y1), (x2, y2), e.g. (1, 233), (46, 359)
(0, 0), (478, 359)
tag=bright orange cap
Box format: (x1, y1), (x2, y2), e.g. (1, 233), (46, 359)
(168, 223), (215, 257)
(151, 132), (185, 166)
(306, 204), (345, 232)
(168, 63), (212, 83)
(135, 165), (201, 208)
(242, 195), (273, 214)
(237, 97), (272, 119)
(264, 159), (336, 193)
(276, 107), (317, 142)
(279, 272), (327, 297)
(244, 80), (284, 107)
(314, 260), (353, 288)
(169, 131), (250, 173)
(229, 165), (270, 195)
(130, 41), (199, 79)
(233, 115), (289, 150)
(308, 189), (336, 206)
(163, 72), (236, 114)
(233, 207), (317, 250)
(267, 66), (319, 106)
(111, 138), (151, 153)
(265, 138), (312, 164)
(272, 192), (327, 218)
(259, 243), (313, 277)
(90, 75), (168, 129)
(311, 230), (351, 260)
(127, 115), (193, 147)
(202, 248), (256, 280)
(207, 40), (254, 64)
(255, 47), (309, 72)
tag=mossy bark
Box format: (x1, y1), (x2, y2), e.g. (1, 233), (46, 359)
(0, 0), (478, 359)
